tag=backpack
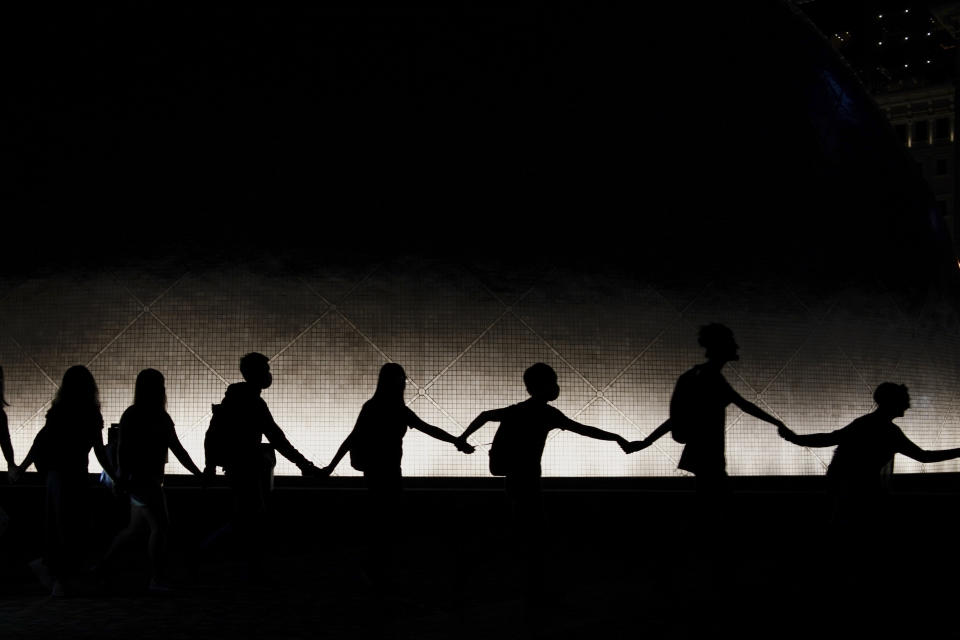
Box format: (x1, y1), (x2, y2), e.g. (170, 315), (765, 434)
(204, 403), (235, 470)
(348, 405), (375, 472)
(668, 367), (703, 444)
(488, 406), (523, 476)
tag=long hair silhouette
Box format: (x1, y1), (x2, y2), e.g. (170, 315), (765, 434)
(133, 368), (167, 410)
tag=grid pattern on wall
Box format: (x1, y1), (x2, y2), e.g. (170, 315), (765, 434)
(1, 258), (959, 477)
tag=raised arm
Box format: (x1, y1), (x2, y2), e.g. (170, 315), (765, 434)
(459, 408), (509, 443)
(407, 409), (474, 453)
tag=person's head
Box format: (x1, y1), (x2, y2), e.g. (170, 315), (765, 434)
(240, 353), (272, 389)
(0, 365), (7, 408)
(523, 363), (560, 402)
(874, 382), (910, 417)
(698, 323), (739, 363)
(53, 365), (100, 410)
(133, 368), (167, 410)
(373, 363), (406, 402)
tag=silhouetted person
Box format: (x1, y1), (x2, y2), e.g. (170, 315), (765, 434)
(779, 382), (960, 586)
(10, 365), (117, 595)
(99, 369), (202, 591)
(456, 362), (630, 610)
(623, 324), (787, 595)
(625, 324), (787, 493)
(319, 363), (474, 589)
(0, 366), (13, 539)
(200, 352), (320, 580)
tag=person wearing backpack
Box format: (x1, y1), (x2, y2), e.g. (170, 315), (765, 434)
(316, 362), (474, 589)
(624, 323), (787, 493)
(455, 362), (630, 609)
(199, 352), (320, 580)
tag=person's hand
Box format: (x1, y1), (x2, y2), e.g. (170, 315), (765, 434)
(201, 466), (217, 489)
(298, 461), (324, 477)
(7, 466), (21, 484)
(616, 436), (632, 453)
(777, 424), (796, 442)
(625, 440), (650, 454)
(454, 438), (475, 454)
(314, 465), (333, 478)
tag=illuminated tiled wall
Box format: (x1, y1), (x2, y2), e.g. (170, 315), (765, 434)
(2, 258), (959, 477)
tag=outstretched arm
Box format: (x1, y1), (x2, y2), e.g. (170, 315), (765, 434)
(895, 432), (960, 464)
(262, 417), (316, 474)
(0, 412), (15, 473)
(555, 414), (629, 449)
(459, 408), (509, 443)
(731, 393), (787, 430)
(626, 419), (672, 453)
(318, 432), (354, 477)
(407, 410), (474, 453)
(778, 426), (843, 448)
(169, 430), (203, 477)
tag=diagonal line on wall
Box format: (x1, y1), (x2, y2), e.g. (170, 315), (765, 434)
(566, 396), (679, 467)
(650, 280), (714, 316)
(8, 335), (58, 434)
(600, 327), (668, 395)
(511, 312), (599, 394)
(148, 311), (229, 388)
(421, 309), (511, 392)
(86, 311), (146, 367)
(753, 329), (814, 399)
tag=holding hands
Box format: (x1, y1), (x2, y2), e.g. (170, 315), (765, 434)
(454, 437), (475, 454)
(624, 439), (652, 454)
(777, 423), (798, 443)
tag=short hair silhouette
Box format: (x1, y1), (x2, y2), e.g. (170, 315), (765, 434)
(133, 368), (166, 409)
(873, 382), (909, 409)
(697, 323), (735, 350)
(523, 363), (559, 400)
(239, 352), (269, 380)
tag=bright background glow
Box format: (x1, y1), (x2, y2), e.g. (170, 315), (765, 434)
(2, 260), (959, 477)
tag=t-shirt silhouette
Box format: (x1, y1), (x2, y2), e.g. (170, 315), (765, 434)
(118, 405), (174, 485)
(490, 399), (568, 478)
(675, 364), (736, 476)
(34, 404), (104, 475)
(350, 399), (413, 474)
(826, 412), (914, 492)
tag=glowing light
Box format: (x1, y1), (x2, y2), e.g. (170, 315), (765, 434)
(878, 41), (884, 46)
(904, 36), (910, 41)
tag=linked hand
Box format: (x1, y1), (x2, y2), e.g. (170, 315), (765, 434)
(777, 424), (796, 442)
(299, 462), (324, 477)
(7, 466), (21, 484)
(314, 465), (333, 478)
(455, 439), (475, 454)
(201, 466), (216, 489)
(625, 440), (650, 454)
